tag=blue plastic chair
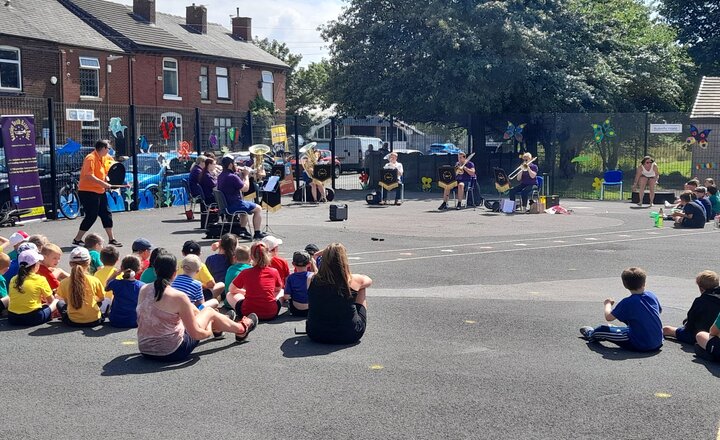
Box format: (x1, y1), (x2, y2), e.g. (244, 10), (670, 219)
(600, 170), (623, 200)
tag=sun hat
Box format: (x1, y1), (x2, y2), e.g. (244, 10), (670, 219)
(17, 242), (38, 254)
(9, 231), (29, 247)
(18, 248), (43, 266)
(261, 236), (282, 251)
(70, 246), (91, 263)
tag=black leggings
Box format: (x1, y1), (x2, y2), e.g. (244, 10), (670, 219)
(79, 191), (113, 231)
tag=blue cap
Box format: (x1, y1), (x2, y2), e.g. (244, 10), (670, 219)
(132, 238), (152, 252)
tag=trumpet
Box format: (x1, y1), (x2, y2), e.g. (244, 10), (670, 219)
(508, 156), (537, 179)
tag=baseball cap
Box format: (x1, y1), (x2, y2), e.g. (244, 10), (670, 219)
(261, 236), (282, 251)
(9, 231), (29, 247)
(304, 243), (319, 256)
(132, 238), (152, 252)
(17, 242), (38, 254)
(70, 247), (91, 263)
(182, 240), (201, 256)
(292, 251), (310, 267)
(18, 248), (43, 266)
(221, 156), (235, 168)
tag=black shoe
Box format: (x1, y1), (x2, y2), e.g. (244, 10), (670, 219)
(108, 239), (123, 247)
(236, 313), (259, 342)
(253, 231), (267, 240)
(438, 202), (447, 211)
(456, 203), (463, 210)
(72, 239), (85, 246)
(237, 228), (252, 240)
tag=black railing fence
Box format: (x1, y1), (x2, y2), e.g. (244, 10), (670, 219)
(0, 96), (710, 219)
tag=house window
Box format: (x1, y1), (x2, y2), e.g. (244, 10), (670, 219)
(199, 66), (208, 100)
(216, 67), (229, 100)
(261, 70), (273, 103)
(163, 58), (179, 98)
(0, 46), (21, 91)
(160, 112), (183, 148)
(214, 117), (232, 146)
(81, 119), (101, 148)
(79, 57), (100, 98)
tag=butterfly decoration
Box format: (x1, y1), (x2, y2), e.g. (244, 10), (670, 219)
(592, 119), (616, 144)
(108, 117), (127, 138)
(178, 141), (191, 160)
(686, 125), (712, 149)
(503, 122), (526, 143)
(138, 135), (151, 153)
(57, 138), (81, 156)
(592, 177), (602, 191)
(421, 177), (433, 191)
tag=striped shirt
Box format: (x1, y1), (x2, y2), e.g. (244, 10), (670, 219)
(171, 274), (203, 304)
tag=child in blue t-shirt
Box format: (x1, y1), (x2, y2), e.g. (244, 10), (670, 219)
(283, 251), (314, 317)
(580, 267), (663, 352)
(173, 254), (219, 310)
(224, 245), (251, 309)
(106, 255), (144, 328)
(0, 252), (10, 314)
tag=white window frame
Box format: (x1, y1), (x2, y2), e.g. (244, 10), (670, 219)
(0, 46), (22, 92)
(216, 66), (230, 100)
(261, 70), (274, 103)
(160, 112), (183, 148)
(199, 66), (209, 100)
(163, 57), (180, 100)
(79, 56), (100, 98)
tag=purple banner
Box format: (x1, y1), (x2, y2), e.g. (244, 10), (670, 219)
(0, 115), (46, 221)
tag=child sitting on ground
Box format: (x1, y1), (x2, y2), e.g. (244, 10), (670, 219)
(0, 253), (10, 315)
(695, 313), (720, 361)
(663, 270), (720, 344)
(6, 230), (28, 260)
(172, 254), (219, 310)
(57, 247), (110, 327)
(283, 250), (315, 317)
(206, 233), (238, 284)
(106, 255), (144, 328)
(181, 240), (224, 300)
(224, 245), (251, 308)
(131, 238), (153, 279)
(139, 247), (169, 283)
(263, 236), (290, 281)
(94, 246), (120, 298)
(672, 191), (705, 228)
(227, 242), (284, 321)
(84, 233), (104, 274)
(7, 248), (58, 326)
(37, 243), (64, 293)
(580, 267), (663, 352)
(707, 186), (720, 221)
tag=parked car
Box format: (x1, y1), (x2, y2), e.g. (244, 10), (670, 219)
(289, 149), (342, 178)
(123, 152), (195, 193)
(428, 143), (463, 155)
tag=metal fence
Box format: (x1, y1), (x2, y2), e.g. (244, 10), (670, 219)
(0, 96), (707, 220)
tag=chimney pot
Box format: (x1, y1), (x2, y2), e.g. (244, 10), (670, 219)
(133, 0), (156, 24)
(232, 16), (252, 41)
(186, 4), (208, 34)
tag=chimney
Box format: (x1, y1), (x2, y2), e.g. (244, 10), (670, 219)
(232, 16), (252, 41)
(186, 3), (207, 34)
(133, 0), (155, 24)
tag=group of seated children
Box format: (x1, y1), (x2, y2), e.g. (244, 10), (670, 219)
(580, 267), (720, 362)
(669, 178), (720, 228)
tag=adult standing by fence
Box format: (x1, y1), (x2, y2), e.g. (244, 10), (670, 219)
(72, 140), (123, 247)
(632, 156), (660, 207)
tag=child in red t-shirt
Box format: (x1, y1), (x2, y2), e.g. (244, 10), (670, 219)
(38, 243), (67, 293)
(227, 242), (283, 320)
(262, 235), (290, 282)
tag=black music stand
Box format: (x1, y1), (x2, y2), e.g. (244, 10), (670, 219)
(379, 168), (402, 202)
(261, 175), (281, 234)
(313, 164), (332, 185)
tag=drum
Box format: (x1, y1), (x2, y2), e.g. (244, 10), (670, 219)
(107, 162), (126, 186)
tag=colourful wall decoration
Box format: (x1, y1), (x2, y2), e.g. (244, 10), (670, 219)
(421, 177), (433, 191)
(591, 119), (616, 144)
(686, 125), (712, 149)
(695, 162), (717, 170)
(503, 122), (526, 143)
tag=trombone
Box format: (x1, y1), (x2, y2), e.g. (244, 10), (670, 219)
(508, 156), (537, 179)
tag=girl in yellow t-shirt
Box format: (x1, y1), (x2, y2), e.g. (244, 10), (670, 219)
(57, 247), (110, 326)
(7, 248), (58, 326)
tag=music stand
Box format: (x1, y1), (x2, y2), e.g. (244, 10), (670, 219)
(379, 168), (402, 202)
(261, 175), (281, 234)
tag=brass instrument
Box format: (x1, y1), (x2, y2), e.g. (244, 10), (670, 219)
(508, 156), (537, 179)
(249, 144), (271, 177)
(299, 142), (318, 175)
(455, 152), (475, 175)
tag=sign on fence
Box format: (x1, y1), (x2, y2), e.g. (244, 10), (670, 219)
(650, 123), (683, 134)
(0, 115), (46, 221)
(65, 109), (95, 121)
(271, 124), (287, 146)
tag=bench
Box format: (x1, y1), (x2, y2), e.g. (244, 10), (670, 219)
(631, 191), (675, 204)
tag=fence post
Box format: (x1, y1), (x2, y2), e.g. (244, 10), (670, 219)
(389, 115), (394, 152)
(47, 98), (58, 219)
(330, 116), (336, 189)
(246, 111), (253, 147)
(643, 112), (649, 158)
(129, 104), (139, 211)
(293, 114), (300, 188)
(195, 108), (201, 154)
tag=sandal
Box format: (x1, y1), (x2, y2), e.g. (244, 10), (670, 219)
(72, 239), (84, 246)
(395, 201), (402, 206)
(108, 239), (123, 247)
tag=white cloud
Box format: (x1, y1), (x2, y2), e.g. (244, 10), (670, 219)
(113, 0), (344, 66)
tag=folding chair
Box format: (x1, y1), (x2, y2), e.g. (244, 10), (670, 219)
(212, 189), (252, 237)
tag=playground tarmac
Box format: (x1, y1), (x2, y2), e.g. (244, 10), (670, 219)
(2, 191), (719, 440)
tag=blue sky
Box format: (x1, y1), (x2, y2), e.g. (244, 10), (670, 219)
(114, 0), (345, 66)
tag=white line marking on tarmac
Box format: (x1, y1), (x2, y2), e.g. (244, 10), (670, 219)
(514, 243), (528, 247)
(441, 249), (455, 253)
(584, 238), (599, 241)
(352, 230), (715, 266)
(618, 235), (631, 237)
(479, 246), (493, 249)
(348, 257), (361, 260)
(553, 240), (566, 243)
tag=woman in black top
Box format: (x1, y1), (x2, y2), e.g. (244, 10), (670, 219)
(306, 243), (372, 344)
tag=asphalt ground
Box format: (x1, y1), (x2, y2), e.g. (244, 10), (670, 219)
(2, 191), (720, 440)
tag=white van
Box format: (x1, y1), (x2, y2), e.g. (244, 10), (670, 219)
(334, 136), (383, 171)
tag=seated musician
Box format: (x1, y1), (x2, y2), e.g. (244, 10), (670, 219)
(507, 152), (538, 211)
(439, 152), (475, 210)
(217, 156), (267, 240)
(302, 150), (326, 203)
(380, 152), (403, 205)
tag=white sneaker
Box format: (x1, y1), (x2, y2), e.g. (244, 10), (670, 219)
(649, 203), (654, 208)
(636, 203), (642, 207)
(664, 201), (673, 208)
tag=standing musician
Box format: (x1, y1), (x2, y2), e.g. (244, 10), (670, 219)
(439, 152), (475, 210)
(507, 152), (538, 210)
(302, 150), (326, 203)
(380, 152), (403, 205)
(217, 156), (267, 240)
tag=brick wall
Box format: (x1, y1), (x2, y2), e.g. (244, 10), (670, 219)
(0, 36), (61, 100)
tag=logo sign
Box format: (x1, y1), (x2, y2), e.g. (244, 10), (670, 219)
(0, 115), (46, 221)
(650, 124), (683, 134)
(271, 124), (287, 146)
(66, 109), (96, 121)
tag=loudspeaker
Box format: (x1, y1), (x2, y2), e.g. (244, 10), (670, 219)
(330, 204), (348, 221)
(547, 195), (560, 207)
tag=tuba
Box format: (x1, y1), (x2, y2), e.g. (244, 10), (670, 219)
(299, 142), (318, 175)
(249, 144), (271, 176)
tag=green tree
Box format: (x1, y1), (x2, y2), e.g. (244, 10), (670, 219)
(659, 0), (720, 76)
